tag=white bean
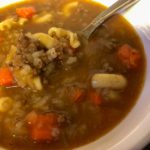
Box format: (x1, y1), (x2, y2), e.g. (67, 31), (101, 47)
(92, 73), (127, 89)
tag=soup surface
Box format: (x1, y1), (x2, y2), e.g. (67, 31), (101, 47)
(0, 0), (145, 150)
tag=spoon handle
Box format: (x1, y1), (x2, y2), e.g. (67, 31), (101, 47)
(82, 0), (140, 39)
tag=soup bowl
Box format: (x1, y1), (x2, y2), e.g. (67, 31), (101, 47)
(0, 0), (150, 150)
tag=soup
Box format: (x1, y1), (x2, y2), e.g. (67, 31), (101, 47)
(0, 0), (145, 150)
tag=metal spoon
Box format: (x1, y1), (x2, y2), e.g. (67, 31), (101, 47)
(80, 0), (140, 39)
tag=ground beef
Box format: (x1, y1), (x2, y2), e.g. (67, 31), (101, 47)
(9, 32), (76, 76)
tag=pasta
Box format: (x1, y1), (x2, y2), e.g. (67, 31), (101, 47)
(0, 18), (17, 31)
(32, 33), (58, 49)
(0, 97), (13, 112)
(18, 17), (28, 26)
(5, 45), (17, 65)
(48, 27), (80, 48)
(0, 17), (28, 31)
(14, 65), (43, 91)
(32, 13), (53, 23)
(63, 1), (79, 17)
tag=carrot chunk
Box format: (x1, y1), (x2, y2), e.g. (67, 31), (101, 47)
(89, 90), (102, 105)
(16, 7), (36, 19)
(117, 44), (141, 69)
(0, 67), (14, 86)
(26, 111), (60, 142)
(71, 88), (85, 102)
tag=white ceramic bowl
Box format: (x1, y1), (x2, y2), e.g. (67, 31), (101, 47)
(0, 0), (149, 150)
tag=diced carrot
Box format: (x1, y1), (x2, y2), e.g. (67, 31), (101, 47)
(26, 111), (60, 142)
(89, 90), (102, 105)
(71, 88), (85, 102)
(16, 7), (36, 19)
(0, 67), (14, 86)
(117, 44), (141, 69)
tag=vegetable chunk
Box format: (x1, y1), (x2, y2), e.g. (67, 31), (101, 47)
(26, 111), (61, 142)
(89, 90), (102, 105)
(0, 67), (14, 86)
(16, 7), (36, 19)
(71, 88), (85, 102)
(117, 44), (141, 69)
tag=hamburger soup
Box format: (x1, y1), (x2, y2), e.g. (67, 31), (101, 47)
(0, 0), (145, 149)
